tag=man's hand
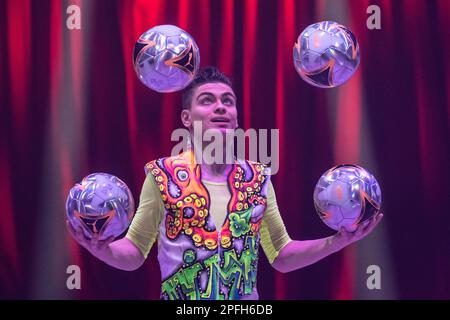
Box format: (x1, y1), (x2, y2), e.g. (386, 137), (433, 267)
(333, 212), (384, 250)
(66, 220), (115, 255)
(66, 220), (145, 271)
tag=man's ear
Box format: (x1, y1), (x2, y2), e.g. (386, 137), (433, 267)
(181, 109), (192, 128)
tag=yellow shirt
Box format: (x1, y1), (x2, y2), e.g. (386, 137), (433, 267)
(126, 174), (291, 264)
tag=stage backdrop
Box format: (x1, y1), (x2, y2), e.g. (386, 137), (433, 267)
(1, 0), (449, 299)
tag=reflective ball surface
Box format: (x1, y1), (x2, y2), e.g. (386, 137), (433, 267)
(66, 173), (135, 240)
(293, 21), (360, 88)
(133, 24), (200, 92)
(313, 165), (381, 232)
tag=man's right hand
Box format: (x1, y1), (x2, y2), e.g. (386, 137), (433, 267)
(66, 220), (115, 255)
(65, 220), (145, 271)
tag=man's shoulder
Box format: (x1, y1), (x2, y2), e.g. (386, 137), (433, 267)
(244, 158), (265, 166)
(144, 152), (193, 175)
(144, 156), (165, 175)
(237, 158), (271, 176)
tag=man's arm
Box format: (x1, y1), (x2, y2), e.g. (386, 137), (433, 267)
(67, 173), (163, 271)
(271, 213), (383, 273)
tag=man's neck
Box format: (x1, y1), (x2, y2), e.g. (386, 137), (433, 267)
(190, 138), (234, 182)
(201, 163), (232, 182)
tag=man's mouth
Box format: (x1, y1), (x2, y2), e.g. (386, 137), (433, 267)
(210, 117), (230, 123)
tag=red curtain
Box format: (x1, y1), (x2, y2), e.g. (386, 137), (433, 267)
(1, 0), (449, 299)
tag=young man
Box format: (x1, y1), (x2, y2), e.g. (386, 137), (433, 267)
(68, 66), (383, 300)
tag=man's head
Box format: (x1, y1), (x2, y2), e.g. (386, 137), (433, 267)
(181, 66), (238, 134)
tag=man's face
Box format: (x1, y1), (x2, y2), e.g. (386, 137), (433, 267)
(181, 82), (238, 134)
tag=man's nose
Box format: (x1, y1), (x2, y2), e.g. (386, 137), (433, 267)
(213, 103), (226, 114)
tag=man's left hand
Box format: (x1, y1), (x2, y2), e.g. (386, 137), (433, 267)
(333, 212), (384, 249)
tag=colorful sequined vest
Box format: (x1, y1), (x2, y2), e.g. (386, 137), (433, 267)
(145, 150), (270, 300)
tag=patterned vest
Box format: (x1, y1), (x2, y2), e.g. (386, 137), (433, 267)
(145, 150), (270, 300)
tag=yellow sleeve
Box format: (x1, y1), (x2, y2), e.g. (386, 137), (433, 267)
(126, 173), (164, 259)
(260, 180), (292, 264)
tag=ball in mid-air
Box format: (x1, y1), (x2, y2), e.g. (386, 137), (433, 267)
(313, 165), (381, 232)
(66, 173), (135, 240)
(133, 24), (200, 93)
(293, 21), (360, 88)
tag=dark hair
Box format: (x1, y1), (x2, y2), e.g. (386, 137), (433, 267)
(181, 66), (233, 110)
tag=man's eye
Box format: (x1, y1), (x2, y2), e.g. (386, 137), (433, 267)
(223, 99), (235, 105)
(201, 98), (213, 104)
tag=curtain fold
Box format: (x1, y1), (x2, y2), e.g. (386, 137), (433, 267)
(0, 0), (449, 299)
